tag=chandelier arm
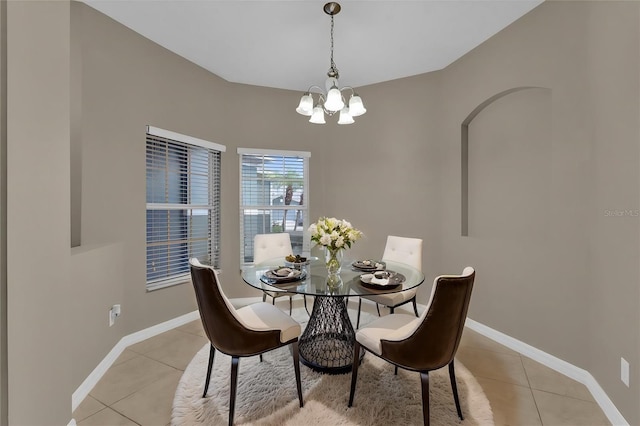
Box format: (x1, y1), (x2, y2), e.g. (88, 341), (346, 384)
(322, 106), (337, 116)
(340, 86), (356, 97)
(307, 90), (326, 107)
(306, 85), (325, 96)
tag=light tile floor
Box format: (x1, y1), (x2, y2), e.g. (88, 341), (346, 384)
(73, 299), (611, 426)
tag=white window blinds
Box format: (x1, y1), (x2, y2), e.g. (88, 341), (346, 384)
(238, 148), (310, 264)
(146, 127), (224, 290)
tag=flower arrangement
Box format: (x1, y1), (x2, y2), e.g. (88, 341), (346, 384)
(309, 217), (362, 277)
(308, 217), (363, 251)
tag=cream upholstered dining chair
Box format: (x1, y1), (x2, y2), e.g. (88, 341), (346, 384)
(348, 267), (475, 426)
(355, 235), (423, 329)
(253, 233), (303, 315)
(189, 258), (303, 426)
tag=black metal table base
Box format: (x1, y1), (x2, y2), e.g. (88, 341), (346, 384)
(299, 295), (363, 374)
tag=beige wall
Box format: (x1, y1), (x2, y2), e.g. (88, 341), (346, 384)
(442, 0), (594, 363)
(6, 1), (73, 424)
(73, 2), (231, 336)
(3, 1), (638, 424)
(585, 1), (639, 420)
(440, 1), (639, 423)
(0, 0), (6, 423)
(0, 2), (8, 426)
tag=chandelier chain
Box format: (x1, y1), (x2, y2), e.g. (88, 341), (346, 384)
(329, 14), (338, 75)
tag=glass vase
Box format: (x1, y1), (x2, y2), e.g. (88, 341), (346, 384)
(324, 247), (344, 275)
(325, 273), (343, 293)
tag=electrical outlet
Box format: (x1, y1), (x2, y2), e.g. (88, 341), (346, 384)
(109, 304), (122, 327)
(621, 357), (630, 387)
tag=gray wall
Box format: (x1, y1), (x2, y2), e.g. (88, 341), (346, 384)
(3, 1), (638, 424)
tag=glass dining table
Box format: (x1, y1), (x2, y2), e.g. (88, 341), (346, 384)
(241, 257), (425, 374)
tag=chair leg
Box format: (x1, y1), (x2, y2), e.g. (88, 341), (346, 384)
(348, 341), (361, 407)
(203, 344), (215, 397)
(356, 298), (363, 329)
(394, 365), (398, 375)
(304, 295), (311, 316)
(259, 354), (263, 362)
(420, 371), (430, 426)
(289, 296), (293, 315)
(229, 356), (239, 426)
(376, 303), (381, 316)
(449, 361), (464, 420)
(390, 306), (395, 314)
(292, 341), (304, 408)
(262, 292), (266, 303)
(412, 296), (419, 317)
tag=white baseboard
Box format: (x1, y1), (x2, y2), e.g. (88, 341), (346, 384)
(72, 297), (270, 413)
(71, 310), (200, 412)
(71, 303), (629, 426)
(465, 318), (629, 426)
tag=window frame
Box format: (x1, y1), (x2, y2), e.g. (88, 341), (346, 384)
(146, 126), (225, 291)
(238, 147), (311, 266)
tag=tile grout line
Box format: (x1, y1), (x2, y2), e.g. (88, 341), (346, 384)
(88, 355), (183, 410)
(519, 353), (545, 426)
(74, 404), (109, 424)
(519, 356), (602, 404)
(106, 405), (142, 426)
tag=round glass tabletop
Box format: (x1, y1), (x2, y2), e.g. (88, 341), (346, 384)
(241, 257), (425, 297)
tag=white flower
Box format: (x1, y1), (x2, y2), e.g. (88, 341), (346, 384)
(348, 229), (361, 241)
(309, 216), (363, 251)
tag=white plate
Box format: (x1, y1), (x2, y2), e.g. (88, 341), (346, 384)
(360, 271), (405, 288)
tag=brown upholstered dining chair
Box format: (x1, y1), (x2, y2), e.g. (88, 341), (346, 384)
(189, 258), (303, 426)
(348, 267), (475, 426)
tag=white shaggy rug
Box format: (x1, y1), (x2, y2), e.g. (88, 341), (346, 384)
(172, 306), (494, 426)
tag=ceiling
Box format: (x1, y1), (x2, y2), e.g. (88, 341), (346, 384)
(82, 0), (543, 92)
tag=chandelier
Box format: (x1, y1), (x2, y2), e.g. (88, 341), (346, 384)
(296, 2), (366, 125)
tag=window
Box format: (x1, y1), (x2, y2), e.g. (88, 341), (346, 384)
(239, 148), (310, 264)
(146, 126), (225, 290)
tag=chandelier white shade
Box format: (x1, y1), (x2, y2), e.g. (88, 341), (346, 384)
(337, 107), (354, 125)
(309, 106), (326, 124)
(296, 2), (366, 125)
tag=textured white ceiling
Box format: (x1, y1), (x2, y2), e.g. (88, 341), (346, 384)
(82, 0), (543, 91)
